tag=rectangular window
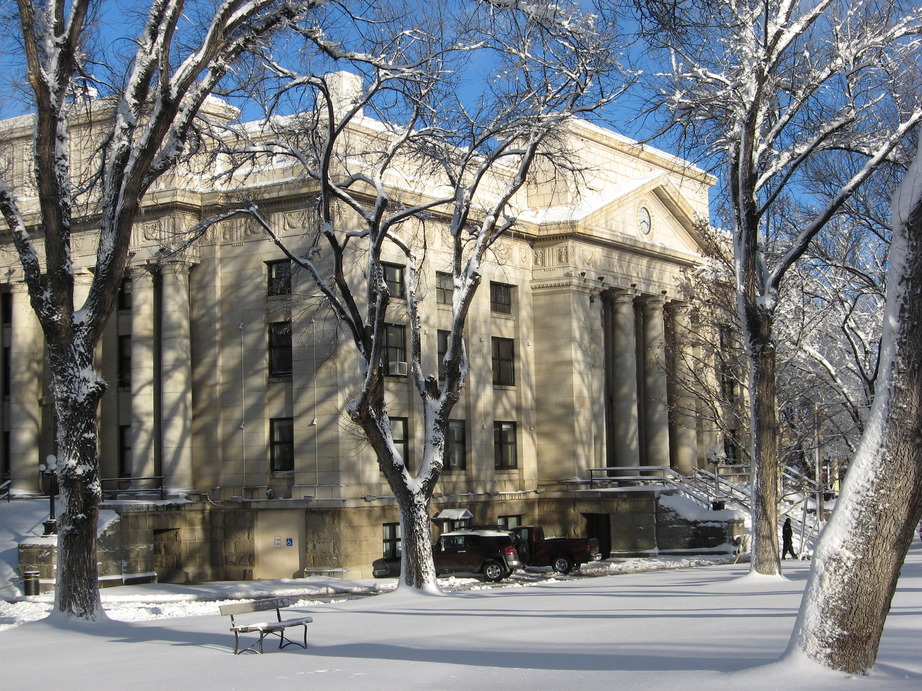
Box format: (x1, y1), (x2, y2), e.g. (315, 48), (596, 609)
(492, 337), (515, 386)
(383, 522), (402, 559)
(436, 272), (453, 305)
(490, 282), (513, 314)
(118, 278), (132, 311)
(118, 425), (132, 478)
(117, 335), (132, 389)
(392, 417), (409, 471)
(270, 417), (294, 472)
(383, 263), (406, 299)
(267, 260), (292, 296)
(384, 323), (407, 376)
(498, 515), (523, 530)
(445, 419), (467, 471)
(268, 321), (293, 378)
(444, 518), (470, 532)
(437, 330), (450, 381)
(1, 292), (11, 325)
(494, 421), (518, 470)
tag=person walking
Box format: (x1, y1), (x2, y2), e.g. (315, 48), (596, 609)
(781, 517), (797, 559)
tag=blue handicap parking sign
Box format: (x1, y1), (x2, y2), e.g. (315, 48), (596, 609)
(286, 538), (293, 547)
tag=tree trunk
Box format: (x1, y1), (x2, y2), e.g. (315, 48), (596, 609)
(788, 166), (922, 674)
(396, 496), (440, 590)
(353, 395), (441, 591)
(48, 349), (107, 620)
(742, 300), (782, 576)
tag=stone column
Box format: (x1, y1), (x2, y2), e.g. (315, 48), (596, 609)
(607, 290), (641, 467)
(640, 294), (671, 466)
(130, 265), (157, 485)
(8, 283), (43, 494)
(668, 301), (697, 474)
(160, 260), (194, 493)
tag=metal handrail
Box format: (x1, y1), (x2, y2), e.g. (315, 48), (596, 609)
(99, 476), (164, 500)
(587, 465), (674, 487)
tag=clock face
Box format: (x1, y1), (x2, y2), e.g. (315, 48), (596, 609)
(639, 207), (651, 234)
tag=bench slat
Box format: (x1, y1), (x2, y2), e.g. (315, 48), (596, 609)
(219, 597), (291, 616)
(232, 617), (313, 633)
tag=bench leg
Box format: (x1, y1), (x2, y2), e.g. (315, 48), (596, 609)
(231, 631), (267, 655)
(277, 624), (308, 650)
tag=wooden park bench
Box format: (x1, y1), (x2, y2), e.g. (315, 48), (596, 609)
(219, 597), (313, 655)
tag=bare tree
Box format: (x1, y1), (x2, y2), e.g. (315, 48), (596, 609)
(628, 0), (922, 575)
(670, 233), (750, 469)
(226, 0), (620, 589)
(786, 137), (922, 675)
(0, 0), (318, 621)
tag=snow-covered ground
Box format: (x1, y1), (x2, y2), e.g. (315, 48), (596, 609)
(1, 499), (920, 689)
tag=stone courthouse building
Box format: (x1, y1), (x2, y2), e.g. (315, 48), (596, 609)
(2, 83), (740, 584)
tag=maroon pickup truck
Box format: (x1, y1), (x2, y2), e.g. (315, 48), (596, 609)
(510, 525), (601, 574)
(372, 529), (522, 582)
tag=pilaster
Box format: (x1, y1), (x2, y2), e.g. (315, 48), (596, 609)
(160, 260), (194, 493)
(8, 283), (43, 494)
(130, 264), (157, 484)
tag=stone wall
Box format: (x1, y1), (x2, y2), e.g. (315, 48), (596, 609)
(18, 491), (745, 590)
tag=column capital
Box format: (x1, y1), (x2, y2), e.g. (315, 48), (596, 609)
(128, 263), (156, 281)
(637, 291), (668, 309)
(608, 288), (637, 306)
(158, 257), (196, 277)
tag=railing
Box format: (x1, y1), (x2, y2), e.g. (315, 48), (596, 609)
(584, 463), (823, 556)
(783, 465), (820, 493)
(587, 465), (729, 510)
(0, 479), (10, 502)
(99, 476), (164, 500)
(693, 468), (752, 510)
(587, 465), (674, 488)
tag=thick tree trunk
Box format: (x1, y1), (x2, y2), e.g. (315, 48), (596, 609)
(396, 496), (440, 590)
(48, 350), (107, 620)
(742, 302), (782, 576)
(353, 395), (441, 591)
(788, 166), (922, 674)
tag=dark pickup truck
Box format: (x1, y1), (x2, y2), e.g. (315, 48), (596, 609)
(510, 525), (601, 574)
(372, 529), (522, 582)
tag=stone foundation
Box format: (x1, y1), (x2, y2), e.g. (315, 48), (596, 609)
(18, 489), (745, 588)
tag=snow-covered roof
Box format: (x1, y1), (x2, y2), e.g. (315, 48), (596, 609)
(434, 508), (474, 521)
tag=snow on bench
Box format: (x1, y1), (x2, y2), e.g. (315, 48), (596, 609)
(219, 597), (313, 655)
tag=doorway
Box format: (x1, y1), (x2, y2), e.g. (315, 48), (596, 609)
(584, 513), (611, 558)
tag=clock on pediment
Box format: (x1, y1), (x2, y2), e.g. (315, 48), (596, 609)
(639, 206), (652, 235)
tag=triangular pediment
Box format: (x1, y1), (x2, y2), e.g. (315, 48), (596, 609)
(522, 172), (710, 256)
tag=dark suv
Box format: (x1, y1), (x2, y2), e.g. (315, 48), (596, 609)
(372, 529), (522, 582)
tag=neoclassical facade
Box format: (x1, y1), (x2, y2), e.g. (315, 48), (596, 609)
(3, 99), (736, 583)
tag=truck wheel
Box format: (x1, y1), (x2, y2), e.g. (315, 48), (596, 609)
(482, 561), (507, 582)
(552, 556), (574, 574)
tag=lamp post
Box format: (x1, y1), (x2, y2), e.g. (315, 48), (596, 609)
(707, 446), (726, 509)
(38, 454), (57, 535)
